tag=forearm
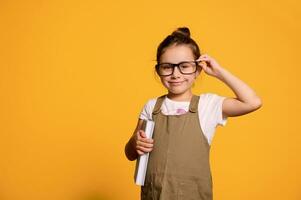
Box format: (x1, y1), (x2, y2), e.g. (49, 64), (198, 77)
(125, 136), (138, 161)
(217, 68), (261, 105)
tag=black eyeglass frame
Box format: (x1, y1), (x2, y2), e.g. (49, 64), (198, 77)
(155, 61), (200, 76)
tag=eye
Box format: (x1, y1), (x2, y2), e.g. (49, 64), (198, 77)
(180, 63), (193, 68)
(160, 64), (173, 70)
(181, 64), (190, 68)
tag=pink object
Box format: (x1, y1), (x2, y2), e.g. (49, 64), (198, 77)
(176, 108), (187, 114)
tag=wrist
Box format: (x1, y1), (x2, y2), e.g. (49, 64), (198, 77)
(215, 67), (228, 81)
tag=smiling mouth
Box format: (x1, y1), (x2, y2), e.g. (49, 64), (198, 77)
(169, 81), (184, 86)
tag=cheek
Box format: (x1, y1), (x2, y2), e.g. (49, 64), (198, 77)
(185, 75), (197, 83)
(160, 76), (170, 81)
(160, 77), (169, 86)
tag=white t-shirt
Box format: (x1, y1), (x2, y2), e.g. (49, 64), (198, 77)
(139, 93), (228, 145)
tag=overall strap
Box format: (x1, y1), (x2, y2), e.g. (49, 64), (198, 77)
(152, 95), (166, 115)
(189, 95), (200, 113)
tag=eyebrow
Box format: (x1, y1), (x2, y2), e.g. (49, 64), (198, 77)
(158, 60), (196, 64)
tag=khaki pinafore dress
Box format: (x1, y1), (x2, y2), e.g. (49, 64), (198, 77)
(141, 94), (213, 200)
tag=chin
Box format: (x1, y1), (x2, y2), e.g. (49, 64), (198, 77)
(168, 88), (187, 95)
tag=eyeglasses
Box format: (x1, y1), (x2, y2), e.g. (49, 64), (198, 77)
(155, 61), (199, 76)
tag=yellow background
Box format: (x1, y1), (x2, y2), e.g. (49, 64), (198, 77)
(0, 0), (300, 199)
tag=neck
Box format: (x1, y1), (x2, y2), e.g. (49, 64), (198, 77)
(167, 90), (193, 102)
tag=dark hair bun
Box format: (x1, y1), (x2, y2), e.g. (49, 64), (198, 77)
(171, 27), (190, 38)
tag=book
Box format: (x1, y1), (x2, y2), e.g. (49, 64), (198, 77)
(134, 119), (155, 186)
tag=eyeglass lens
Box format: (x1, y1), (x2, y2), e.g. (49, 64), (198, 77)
(157, 62), (197, 76)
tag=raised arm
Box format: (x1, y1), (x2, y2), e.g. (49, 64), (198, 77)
(197, 54), (262, 118)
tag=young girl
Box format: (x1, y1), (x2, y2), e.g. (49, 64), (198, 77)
(125, 27), (262, 200)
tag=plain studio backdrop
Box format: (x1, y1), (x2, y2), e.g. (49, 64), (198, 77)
(0, 0), (300, 200)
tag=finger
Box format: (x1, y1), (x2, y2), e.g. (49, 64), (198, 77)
(198, 61), (207, 67)
(138, 130), (147, 138)
(139, 137), (154, 143)
(137, 141), (154, 148)
(137, 150), (145, 155)
(197, 56), (205, 60)
(197, 59), (210, 65)
(137, 146), (153, 153)
(200, 63), (208, 70)
(137, 131), (154, 143)
(199, 57), (210, 61)
(196, 55), (203, 61)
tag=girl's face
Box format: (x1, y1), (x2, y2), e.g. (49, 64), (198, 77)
(158, 44), (200, 100)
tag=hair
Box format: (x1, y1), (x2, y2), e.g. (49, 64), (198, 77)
(156, 27), (201, 63)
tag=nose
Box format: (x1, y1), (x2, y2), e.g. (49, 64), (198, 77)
(171, 66), (181, 77)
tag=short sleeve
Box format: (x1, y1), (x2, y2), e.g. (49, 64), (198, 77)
(198, 93), (228, 145)
(199, 93), (228, 128)
(139, 98), (157, 121)
(216, 96), (228, 126)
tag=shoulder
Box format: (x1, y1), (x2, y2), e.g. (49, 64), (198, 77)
(144, 98), (157, 110)
(199, 92), (225, 99)
(139, 97), (158, 120)
(199, 92), (226, 105)
(198, 92), (228, 126)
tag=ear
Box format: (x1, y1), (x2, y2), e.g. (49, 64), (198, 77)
(195, 65), (202, 78)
